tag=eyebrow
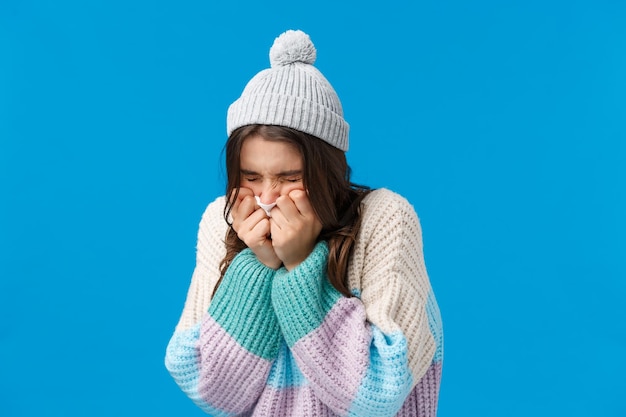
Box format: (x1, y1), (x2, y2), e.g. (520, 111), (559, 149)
(240, 169), (302, 176)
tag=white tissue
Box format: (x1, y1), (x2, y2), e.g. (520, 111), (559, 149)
(255, 196), (276, 217)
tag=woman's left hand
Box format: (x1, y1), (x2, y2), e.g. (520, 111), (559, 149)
(269, 189), (322, 271)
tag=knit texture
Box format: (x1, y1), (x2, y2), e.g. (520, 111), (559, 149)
(226, 29), (350, 151)
(165, 188), (443, 416)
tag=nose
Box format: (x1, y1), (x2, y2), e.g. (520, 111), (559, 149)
(258, 181), (280, 205)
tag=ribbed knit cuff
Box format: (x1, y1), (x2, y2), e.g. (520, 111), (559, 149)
(271, 241), (342, 347)
(208, 249), (281, 360)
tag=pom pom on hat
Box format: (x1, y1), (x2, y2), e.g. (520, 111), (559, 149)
(269, 30), (317, 67)
(226, 29), (349, 151)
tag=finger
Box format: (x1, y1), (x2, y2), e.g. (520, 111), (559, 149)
(270, 197), (295, 230)
(288, 189), (317, 218)
(250, 217), (271, 241)
(240, 207), (268, 230)
(237, 209), (270, 242)
(274, 193), (300, 219)
(229, 187), (250, 206)
(233, 201), (265, 234)
(230, 187), (253, 208)
(240, 194), (258, 215)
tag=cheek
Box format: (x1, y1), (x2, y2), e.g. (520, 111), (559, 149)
(240, 181), (262, 196)
(281, 183), (305, 195)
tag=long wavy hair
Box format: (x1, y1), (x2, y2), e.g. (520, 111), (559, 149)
(214, 124), (372, 298)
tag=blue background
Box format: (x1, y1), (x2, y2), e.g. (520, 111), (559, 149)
(1, 1), (624, 416)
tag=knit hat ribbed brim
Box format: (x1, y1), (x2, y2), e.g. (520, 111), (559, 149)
(226, 30), (349, 151)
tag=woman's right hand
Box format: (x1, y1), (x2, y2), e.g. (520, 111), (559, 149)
(230, 187), (282, 269)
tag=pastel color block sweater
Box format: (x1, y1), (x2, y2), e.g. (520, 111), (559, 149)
(165, 188), (443, 416)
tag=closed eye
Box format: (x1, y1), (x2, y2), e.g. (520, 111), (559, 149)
(240, 169), (260, 182)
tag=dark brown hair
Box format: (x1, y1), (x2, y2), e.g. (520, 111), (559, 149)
(215, 124), (372, 297)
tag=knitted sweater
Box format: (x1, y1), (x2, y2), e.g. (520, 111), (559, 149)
(165, 188), (443, 416)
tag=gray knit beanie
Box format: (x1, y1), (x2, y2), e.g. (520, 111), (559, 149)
(226, 30), (349, 151)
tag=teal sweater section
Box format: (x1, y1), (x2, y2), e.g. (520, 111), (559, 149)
(208, 248), (281, 360)
(271, 241), (340, 347)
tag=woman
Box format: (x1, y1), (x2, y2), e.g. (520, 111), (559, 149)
(165, 29), (443, 417)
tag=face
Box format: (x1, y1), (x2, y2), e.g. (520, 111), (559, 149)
(239, 134), (304, 204)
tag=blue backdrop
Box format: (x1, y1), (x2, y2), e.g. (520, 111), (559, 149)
(1, 1), (624, 416)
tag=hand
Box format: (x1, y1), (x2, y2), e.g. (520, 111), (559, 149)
(269, 189), (323, 270)
(230, 188), (282, 269)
